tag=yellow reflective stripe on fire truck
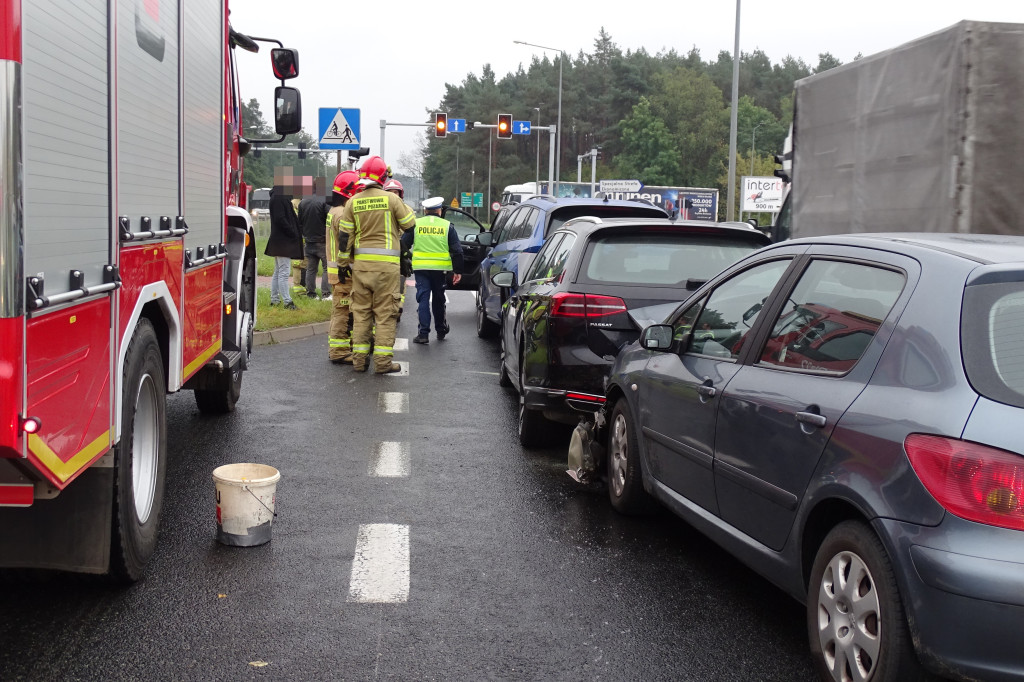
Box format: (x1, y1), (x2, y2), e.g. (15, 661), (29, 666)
(28, 430), (110, 483)
(182, 338), (222, 380)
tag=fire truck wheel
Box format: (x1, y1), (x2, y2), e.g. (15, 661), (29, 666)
(111, 319), (168, 582)
(194, 368), (242, 414)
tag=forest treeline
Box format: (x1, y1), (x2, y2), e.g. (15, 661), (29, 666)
(422, 29), (846, 218)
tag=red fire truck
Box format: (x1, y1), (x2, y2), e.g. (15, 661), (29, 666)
(0, 0), (301, 580)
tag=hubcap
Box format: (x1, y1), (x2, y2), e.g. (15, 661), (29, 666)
(816, 550), (881, 682)
(131, 373), (160, 523)
(609, 413), (629, 497)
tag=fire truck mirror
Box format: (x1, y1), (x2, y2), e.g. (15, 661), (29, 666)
(238, 137), (252, 157)
(274, 86), (302, 136)
(271, 48), (299, 80)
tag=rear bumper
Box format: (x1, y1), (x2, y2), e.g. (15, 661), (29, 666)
(879, 517), (1024, 680)
(523, 386), (606, 421)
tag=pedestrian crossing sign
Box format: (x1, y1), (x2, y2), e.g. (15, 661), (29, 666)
(319, 107), (361, 150)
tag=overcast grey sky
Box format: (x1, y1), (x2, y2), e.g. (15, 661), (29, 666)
(232, 0), (1022, 175)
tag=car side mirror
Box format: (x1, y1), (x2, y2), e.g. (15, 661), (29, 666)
(274, 86), (302, 135)
(493, 270), (516, 289)
(271, 48), (299, 80)
(642, 324), (674, 351)
(463, 233), (478, 244)
(477, 231), (494, 247)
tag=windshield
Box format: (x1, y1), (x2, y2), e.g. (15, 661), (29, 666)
(581, 233), (764, 286)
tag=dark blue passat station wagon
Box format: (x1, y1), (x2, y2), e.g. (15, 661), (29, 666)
(495, 216), (768, 447)
(570, 233), (1024, 681)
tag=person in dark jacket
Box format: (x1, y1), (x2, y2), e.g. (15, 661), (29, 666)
(298, 177), (330, 299)
(266, 173), (304, 309)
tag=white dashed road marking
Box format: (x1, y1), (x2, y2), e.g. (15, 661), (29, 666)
(348, 523), (410, 603)
(393, 338), (409, 351)
(370, 442), (410, 477)
(378, 392), (408, 413)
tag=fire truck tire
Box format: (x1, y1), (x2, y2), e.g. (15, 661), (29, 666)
(111, 319), (168, 583)
(194, 369), (242, 414)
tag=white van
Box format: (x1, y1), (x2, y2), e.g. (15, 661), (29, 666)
(500, 182), (541, 206)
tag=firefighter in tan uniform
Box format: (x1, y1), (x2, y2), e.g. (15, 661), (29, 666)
(326, 170), (362, 363)
(337, 156), (417, 373)
(384, 178), (413, 320)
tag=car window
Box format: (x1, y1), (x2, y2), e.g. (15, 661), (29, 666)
(684, 259), (793, 359)
(582, 234), (764, 285)
(543, 233), (576, 281)
(758, 260), (905, 374)
(670, 294), (708, 342)
(546, 205), (665, 236)
(523, 233), (564, 282)
(493, 207), (522, 244)
(443, 209), (483, 240)
(512, 207), (537, 241)
(962, 281), (1024, 408)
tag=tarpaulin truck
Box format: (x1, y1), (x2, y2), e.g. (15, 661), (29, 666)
(0, 0), (301, 580)
(777, 20), (1024, 240)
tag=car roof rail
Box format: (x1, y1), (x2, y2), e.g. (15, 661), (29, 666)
(526, 194), (556, 202)
(563, 216), (603, 227)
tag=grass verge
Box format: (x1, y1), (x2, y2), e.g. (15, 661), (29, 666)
(255, 286), (332, 332)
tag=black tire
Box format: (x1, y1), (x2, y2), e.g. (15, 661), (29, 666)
(498, 334), (512, 388)
(476, 286), (499, 339)
(195, 256), (251, 414)
(808, 521), (927, 682)
(607, 399), (653, 514)
(110, 319), (167, 582)
(194, 369), (242, 414)
(517, 350), (550, 448)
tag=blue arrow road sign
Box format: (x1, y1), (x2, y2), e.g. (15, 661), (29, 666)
(319, 107), (361, 150)
(513, 120), (531, 135)
(448, 118), (466, 133)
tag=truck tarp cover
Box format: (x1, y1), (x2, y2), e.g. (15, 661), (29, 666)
(792, 21), (1024, 237)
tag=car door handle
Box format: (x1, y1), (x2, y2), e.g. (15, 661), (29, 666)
(795, 411), (827, 428)
(697, 381), (717, 400)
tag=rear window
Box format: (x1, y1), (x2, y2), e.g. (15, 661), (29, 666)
(963, 282), (1024, 408)
(580, 234), (763, 286)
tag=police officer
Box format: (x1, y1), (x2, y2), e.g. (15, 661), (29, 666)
(337, 156), (417, 373)
(402, 197), (464, 344)
(325, 170), (361, 363)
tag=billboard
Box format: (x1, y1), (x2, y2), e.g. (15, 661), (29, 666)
(538, 182), (719, 221)
(741, 176), (785, 212)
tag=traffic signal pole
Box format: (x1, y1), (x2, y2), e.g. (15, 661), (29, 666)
(378, 119), (432, 164)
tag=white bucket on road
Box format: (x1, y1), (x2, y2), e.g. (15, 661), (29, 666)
(212, 463), (280, 547)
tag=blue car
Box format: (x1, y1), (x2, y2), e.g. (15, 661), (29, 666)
(570, 233), (1024, 681)
(474, 196), (667, 338)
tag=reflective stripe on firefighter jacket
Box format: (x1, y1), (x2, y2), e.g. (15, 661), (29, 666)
(337, 187), (416, 271)
(326, 205), (350, 284)
(410, 216), (454, 271)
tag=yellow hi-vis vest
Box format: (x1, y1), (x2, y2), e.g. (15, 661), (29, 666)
(411, 216), (453, 271)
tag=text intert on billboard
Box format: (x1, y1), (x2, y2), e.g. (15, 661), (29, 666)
(741, 176), (785, 212)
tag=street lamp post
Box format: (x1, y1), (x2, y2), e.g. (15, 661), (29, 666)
(750, 121), (765, 176)
(515, 40), (564, 195)
(534, 106), (541, 188)
(727, 0), (741, 221)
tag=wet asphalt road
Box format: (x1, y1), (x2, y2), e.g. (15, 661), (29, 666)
(0, 288), (815, 681)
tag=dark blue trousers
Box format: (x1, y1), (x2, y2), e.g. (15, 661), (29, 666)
(414, 271), (448, 337)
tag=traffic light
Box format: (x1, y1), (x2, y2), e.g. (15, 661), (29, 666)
(298, 142), (307, 160)
(434, 112), (447, 138)
(497, 114), (512, 139)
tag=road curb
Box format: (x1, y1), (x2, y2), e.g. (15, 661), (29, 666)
(254, 321), (331, 346)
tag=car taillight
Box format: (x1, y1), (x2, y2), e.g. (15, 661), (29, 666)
(905, 434), (1024, 531)
(551, 293), (627, 318)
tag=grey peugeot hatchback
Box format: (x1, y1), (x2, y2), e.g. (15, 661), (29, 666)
(570, 233), (1024, 682)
